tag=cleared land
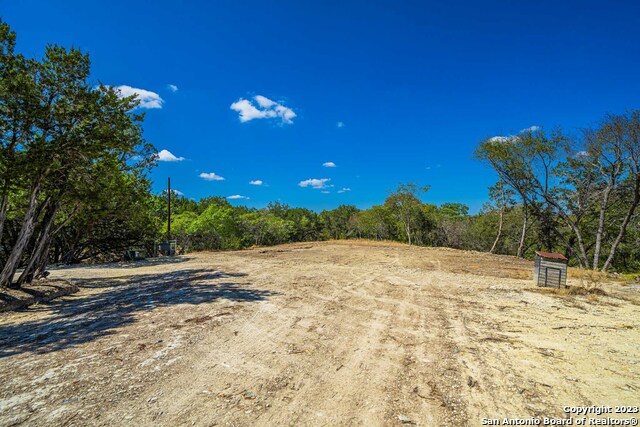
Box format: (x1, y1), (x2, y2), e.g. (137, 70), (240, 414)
(1, 241), (639, 426)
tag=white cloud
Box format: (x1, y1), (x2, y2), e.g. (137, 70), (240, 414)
(171, 189), (184, 196)
(156, 149), (185, 162)
(338, 187), (351, 193)
(230, 99), (266, 121)
(230, 95), (296, 124)
(520, 125), (540, 133)
(490, 126), (539, 143)
(199, 172), (225, 181)
(114, 85), (164, 109)
(249, 180), (263, 186)
(321, 191), (331, 194)
(323, 161), (337, 168)
(489, 135), (518, 144)
(298, 178), (331, 189)
(227, 195), (249, 200)
(337, 121), (345, 128)
(575, 150), (589, 158)
(167, 84), (178, 93)
(274, 104), (296, 124)
(254, 95), (276, 108)
(489, 136), (509, 143)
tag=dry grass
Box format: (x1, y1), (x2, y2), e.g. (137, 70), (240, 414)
(569, 286), (607, 296)
(325, 239), (410, 248)
(511, 270), (534, 280)
(617, 292), (640, 306)
(568, 267), (609, 282)
(525, 285), (614, 309)
(527, 286), (607, 297)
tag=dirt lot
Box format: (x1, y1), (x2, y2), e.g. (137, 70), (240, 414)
(1, 241), (639, 426)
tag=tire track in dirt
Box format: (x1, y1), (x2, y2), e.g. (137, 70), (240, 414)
(2, 242), (639, 426)
(115, 258), (398, 425)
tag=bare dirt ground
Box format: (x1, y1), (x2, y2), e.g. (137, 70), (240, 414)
(1, 241), (639, 426)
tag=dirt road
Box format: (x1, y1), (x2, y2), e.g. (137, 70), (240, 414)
(1, 241), (639, 426)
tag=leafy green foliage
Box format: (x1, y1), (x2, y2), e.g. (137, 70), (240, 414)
(0, 19), (156, 287)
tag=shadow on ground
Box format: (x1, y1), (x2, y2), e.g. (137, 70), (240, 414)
(50, 256), (193, 271)
(0, 268), (273, 357)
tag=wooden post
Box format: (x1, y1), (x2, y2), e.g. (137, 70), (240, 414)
(167, 177), (171, 242)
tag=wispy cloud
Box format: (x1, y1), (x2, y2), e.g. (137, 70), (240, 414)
(199, 172), (225, 181)
(249, 180), (263, 186)
(321, 191), (331, 194)
(298, 178), (331, 189)
(171, 189), (184, 196)
(167, 84), (178, 93)
(490, 126), (540, 144)
(156, 149), (185, 162)
(337, 121), (345, 128)
(338, 187), (351, 193)
(574, 150), (589, 158)
(114, 85), (164, 109)
(323, 161), (337, 168)
(520, 125), (540, 133)
(227, 195), (249, 200)
(230, 95), (296, 124)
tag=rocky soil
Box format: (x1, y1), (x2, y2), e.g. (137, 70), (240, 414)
(1, 241), (638, 426)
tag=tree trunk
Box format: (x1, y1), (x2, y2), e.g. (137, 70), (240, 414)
(538, 192), (591, 268)
(564, 235), (578, 265)
(490, 205), (504, 254)
(17, 202), (58, 285)
(33, 238), (52, 280)
(18, 234), (51, 285)
(516, 202), (528, 258)
(602, 178), (640, 271)
(0, 192), (7, 244)
(0, 182), (41, 289)
(592, 185), (613, 270)
(0, 130), (22, 244)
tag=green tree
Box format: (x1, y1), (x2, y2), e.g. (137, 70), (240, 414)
(189, 203), (241, 250)
(474, 134), (535, 258)
(0, 21), (154, 288)
(384, 183), (429, 245)
(350, 205), (395, 240)
(319, 205), (359, 240)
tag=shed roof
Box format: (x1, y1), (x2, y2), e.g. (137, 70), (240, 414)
(535, 251), (568, 261)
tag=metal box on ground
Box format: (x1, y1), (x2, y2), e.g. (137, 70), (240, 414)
(534, 251), (568, 288)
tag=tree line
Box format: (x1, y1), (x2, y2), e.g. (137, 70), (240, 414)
(151, 158), (639, 274)
(156, 114), (640, 273)
(2, 19), (639, 290)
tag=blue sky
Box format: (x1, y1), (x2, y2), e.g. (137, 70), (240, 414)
(3, 1), (640, 213)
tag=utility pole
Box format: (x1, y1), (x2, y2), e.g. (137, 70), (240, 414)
(167, 177), (171, 241)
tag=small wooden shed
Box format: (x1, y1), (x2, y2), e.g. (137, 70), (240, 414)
(534, 251), (568, 288)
